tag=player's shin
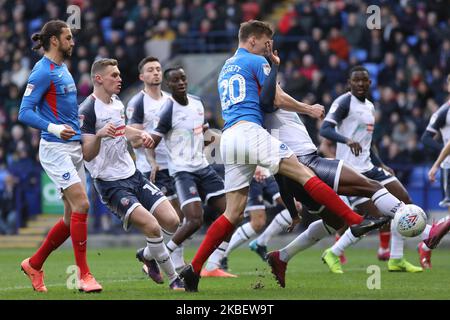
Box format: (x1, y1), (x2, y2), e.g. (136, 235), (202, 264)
(225, 223), (256, 255)
(303, 177), (363, 225)
(330, 227), (361, 257)
(70, 212), (90, 277)
(205, 241), (229, 271)
(147, 236), (178, 282)
(29, 219), (70, 270)
(280, 220), (334, 262)
(257, 209), (291, 246)
(191, 214), (234, 274)
(371, 188), (404, 218)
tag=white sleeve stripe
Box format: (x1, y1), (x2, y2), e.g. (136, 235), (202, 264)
(426, 127), (438, 133)
(151, 131), (164, 137)
(324, 119), (337, 125)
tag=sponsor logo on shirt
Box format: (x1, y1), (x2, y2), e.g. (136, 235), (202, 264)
(115, 125), (126, 137)
(62, 84), (77, 94)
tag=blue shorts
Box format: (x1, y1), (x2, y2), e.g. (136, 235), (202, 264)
(246, 176), (280, 212)
(143, 169), (177, 200)
(440, 168), (450, 207)
(173, 166), (225, 210)
(94, 170), (166, 231)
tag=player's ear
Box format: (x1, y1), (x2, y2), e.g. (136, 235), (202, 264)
(50, 35), (59, 47)
(94, 73), (102, 84)
(139, 73), (144, 82)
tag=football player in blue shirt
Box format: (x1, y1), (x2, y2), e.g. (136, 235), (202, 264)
(180, 20), (386, 292)
(18, 20), (101, 293)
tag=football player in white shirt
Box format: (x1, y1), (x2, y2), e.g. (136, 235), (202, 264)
(79, 58), (184, 290)
(149, 67), (236, 278)
(127, 56), (185, 282)
(261, 66), (428, 287)
(319, 66), (441, 274)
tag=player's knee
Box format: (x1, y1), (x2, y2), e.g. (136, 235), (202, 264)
(251, 216), (266, 232)
(186, 216), (203, 231)
(73, 199), (90, 214)
(144, 223), (161, 238)
(167, 215), (180, 233)
(365, 179), (383, 195)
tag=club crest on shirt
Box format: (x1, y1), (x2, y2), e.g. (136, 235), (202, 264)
(280, 143), (288, 150)
(263, 63), (271, 76)
(78, 114), (84, 128)
(126, 106), (134, 120)
(62, 172), (71, 180)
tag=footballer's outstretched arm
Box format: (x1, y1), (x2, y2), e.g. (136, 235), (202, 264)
(274, 86), (325, 120)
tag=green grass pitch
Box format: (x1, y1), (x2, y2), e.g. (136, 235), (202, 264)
(1, 247), (449, 300)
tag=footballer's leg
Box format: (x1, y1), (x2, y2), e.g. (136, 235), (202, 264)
(63, 182), (103, 292)
(130, 203), (184, 290)
(202, 194), (238, 278)
(180, 187), (248, 292)
(21, 197), (72, 293)
(278, 156), (366, 226)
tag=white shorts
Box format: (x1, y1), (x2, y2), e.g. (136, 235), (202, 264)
(39, 139), (86, 191)
(220, 122), (293, 192)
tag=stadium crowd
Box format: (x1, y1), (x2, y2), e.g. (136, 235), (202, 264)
(0, 0), (449, 233)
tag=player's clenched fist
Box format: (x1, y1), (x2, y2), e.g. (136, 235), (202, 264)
(309, 104), (325, 119)
(97, 123), (116, 138)
(141, 132), (155, 149)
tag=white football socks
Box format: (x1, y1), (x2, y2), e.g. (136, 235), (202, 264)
(279, 220), (334, 262)
(166, 240), (185, 271)
(389, 222), (404, 259)
(145, 236), (177, 282)
(224, 223), (256, 257)
(372, 188), (404, 218)
(205, 242), (229, 271)
(257, 209), (292, 246)
(330, 228), (361, 257)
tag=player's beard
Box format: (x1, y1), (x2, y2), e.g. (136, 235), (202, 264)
(61, 47), (73, 59)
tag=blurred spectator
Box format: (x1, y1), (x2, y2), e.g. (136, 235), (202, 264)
(0, 175), (17, 235)
(8, 140), (40, 228)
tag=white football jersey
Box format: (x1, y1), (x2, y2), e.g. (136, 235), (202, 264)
(324, 92), (375, 173)
(152, 94), (209, 174)
(127, 90), (170, 172)
(79, 94), (135, 181)
(425, 101), (450, 168)
(264, 108), (317, 156)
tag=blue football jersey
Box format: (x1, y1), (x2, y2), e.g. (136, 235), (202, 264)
(218, 48), (271, 130)
(19, 56), (81, 142)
